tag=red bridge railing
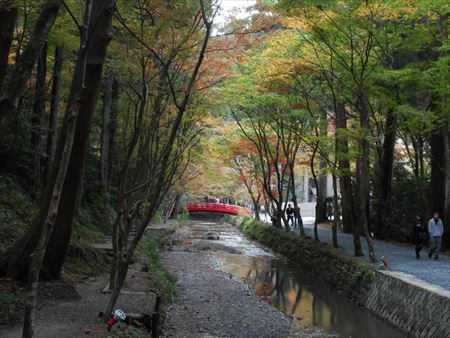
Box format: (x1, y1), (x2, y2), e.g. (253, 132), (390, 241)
(187, 202), (252, 216)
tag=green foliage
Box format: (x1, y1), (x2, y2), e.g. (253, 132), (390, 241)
(172, 212), (189, 229)
(0, 176), (36, 244)
(63, 241), (109, 284)
(384, 163), (424, 242)
(151, 211), (164, 225)
(143, 236), (176, 303)
(0, 290), (17, 325)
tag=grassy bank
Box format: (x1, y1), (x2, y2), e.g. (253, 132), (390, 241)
(228, 216), (374, 304)
(142, 236), (176, 303)
(139, 212), (190, 304)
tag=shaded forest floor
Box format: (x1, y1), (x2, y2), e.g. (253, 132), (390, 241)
(0, 177), (171, 337)
(0, 262), (156, 338)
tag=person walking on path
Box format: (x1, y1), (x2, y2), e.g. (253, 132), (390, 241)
(294, 205), (300, 229)
(286, 204), (295, 228)
(428, 212), (444, 261)
(413, 215), (426, 259)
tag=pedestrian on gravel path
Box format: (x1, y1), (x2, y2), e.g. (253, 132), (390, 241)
(428, 212), (444, 261)
(412, 215), (426, 259)
(294, 205), (300, 229)
(286, 204), (295, 228)
(271, 214), (278, 228)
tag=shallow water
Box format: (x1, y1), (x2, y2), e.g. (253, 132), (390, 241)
(188, 220), (405, 338)
(217, 254), (405, 338)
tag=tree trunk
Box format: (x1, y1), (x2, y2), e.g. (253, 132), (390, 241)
(99, 70), (114, 227)
(0, 2), (17, 87)
(31, 42), (48, 193)
(356, 94), (376, 262)
(253, 200), (260, 221)
(106, 1), (213, 315)
(41, 0), (114, 279)
(152, 296), (161, 338)
(332, 174), (339, 247)
(375, 109), (396, 239)
(22, 89), (78, 338)
(336, 99), (362, 256)
(310, 147), (320, 241)
(335, 100), (355, 235)
(289, 162), (305, 237)
(316, 160), (328, 223)
(170, 192), (183, 219)
(108, 77), (119, 185)
(430, 125), (450, 248)
(0, 0), (63, 135)
(0, 0), (113, 281)
(105, 257), (129, 318)
(316, 111), (328, 224)
(101, 70), (113, 192)
(44, 45), (64, 187)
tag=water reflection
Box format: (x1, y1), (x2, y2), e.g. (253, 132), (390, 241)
(218, 254), (404, 338)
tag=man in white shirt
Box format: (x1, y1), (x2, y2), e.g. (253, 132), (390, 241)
(428, 212), (444, 261)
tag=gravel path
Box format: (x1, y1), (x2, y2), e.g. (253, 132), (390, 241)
(161, 251), (293, 338)
(292, 219), (450, 292)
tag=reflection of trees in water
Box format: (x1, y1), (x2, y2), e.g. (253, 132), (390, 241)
(312, 294), (317, 326)
(228, 256), (399, 338)
(239, 258), (323, 328)
(291, 284), (303, 316)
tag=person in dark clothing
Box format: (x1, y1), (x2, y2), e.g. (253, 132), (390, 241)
(286, 204), (295, 228)
(271, 214), (278, 228)
(294, 205), (300, 229)
(413, 215), (426, 259)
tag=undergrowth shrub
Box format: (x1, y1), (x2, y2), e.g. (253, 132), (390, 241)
(0, 290), (17, 325)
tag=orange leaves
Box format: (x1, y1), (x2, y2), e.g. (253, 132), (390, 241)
(229, 137), (259, 158)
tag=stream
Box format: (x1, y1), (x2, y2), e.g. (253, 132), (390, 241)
(184, 219), (404, 338)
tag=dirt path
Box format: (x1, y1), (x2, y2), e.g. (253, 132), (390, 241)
(161, 221), (293, 338)
(0, 263), (156, 338)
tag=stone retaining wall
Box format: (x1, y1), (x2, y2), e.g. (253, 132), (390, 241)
(364, 270), (450, 338)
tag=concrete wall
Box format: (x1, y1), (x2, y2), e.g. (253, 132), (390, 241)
(364, 270), (450, 338)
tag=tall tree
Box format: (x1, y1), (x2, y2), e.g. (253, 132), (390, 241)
(44, 44), (64, 186)
(22, 0), (110, 335)
(0, 0), (115, 281)
(0, 1), (18, 87)
(101, 70), (113, 194)
(375, 109), (396, 239)
(105, 0), (214, 315)
(315, 109), (328, 224)
(0, 0), (64, 137)
(30, 42), (48, 193)
(42, 0), (115, 279)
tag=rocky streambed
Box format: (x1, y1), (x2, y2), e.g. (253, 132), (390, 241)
(161, 219), (403, 338)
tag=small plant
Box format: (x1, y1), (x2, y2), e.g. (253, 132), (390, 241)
(0, 290), (17, 325)
(172, 212), (189, 229)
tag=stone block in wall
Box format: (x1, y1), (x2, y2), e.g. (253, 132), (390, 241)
(364, 270), (450, 338)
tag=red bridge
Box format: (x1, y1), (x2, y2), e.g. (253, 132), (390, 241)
(187, 202), (252, 216)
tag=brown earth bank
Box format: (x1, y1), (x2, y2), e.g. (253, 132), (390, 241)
(0, 261), (157, 338)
